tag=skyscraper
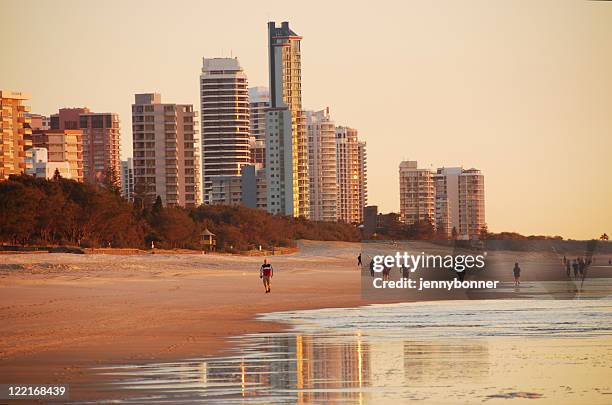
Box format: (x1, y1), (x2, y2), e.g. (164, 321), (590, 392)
(399, 161), (435, 225)
(306, 108), (337, 222)
(132, 93), (200, 207)
(265, 21), (309, 218)
(50, 108), (120, 184)
(248, 86), (269, 167)
(0, 91), (32, 180)
(459, 168), (485, 239)
(200, 58), (250, 204)
(336, 126), (367, 224)
(434, 167), (462, 237)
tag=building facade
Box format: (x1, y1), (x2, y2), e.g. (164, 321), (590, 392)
(336, 126), (367, 224)
(31, 129), (84, 181)
(265, 21), (309, 218)
(209, 164), (267, 209)
(0, 91), (32, 179)
(28, 113), (50, 130)
(249, 86), (269, 166)
(434, 167), (462, 237)
(132, 93), (201, 207)
(50, 108), (120, 184)
(398, 161), (435, 225)
(26, 147), (72, 179)
(200, 58), (250, 204)
(458, 168), (485, 239)
(120, 158), (134, 201)
(306, 108), (337, 222)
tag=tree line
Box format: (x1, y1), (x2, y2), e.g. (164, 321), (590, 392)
(0, 175), (360, 250)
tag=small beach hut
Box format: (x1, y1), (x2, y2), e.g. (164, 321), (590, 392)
(200, 228), (216, 252)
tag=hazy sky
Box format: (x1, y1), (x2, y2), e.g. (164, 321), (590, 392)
(2, 0), (611, 239)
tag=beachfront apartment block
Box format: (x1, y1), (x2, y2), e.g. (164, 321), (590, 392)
(120, 158), (134, 201)
(336, 126), (367, 224)
(306, 108), (338, 222)
(249, 86), (269, 167)
(50, 108), (121, 185)
(200, 57), (251, 204)
(458, 168), (485, 239)
(210, 164), (267, 209)
(28, 113), (50, 130)
(26, 147), (72, 179)
(400, 161), (486, 239)
(265, 21), (309, 218)
(399, 161), (436, 225)
(31, 129), (84, 181)
(0, 91), (32, 180)
(132, 93), (201, 207)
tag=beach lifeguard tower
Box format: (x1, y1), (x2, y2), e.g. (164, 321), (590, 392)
(200, 228), (216, 252)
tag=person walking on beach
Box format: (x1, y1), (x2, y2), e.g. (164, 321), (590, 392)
(572, 259), (579, 278)
(513, 262), (521, 286)
(369, 258), (375, 277)
(566, 259), (571, 278)
(357, 253), (362, 268)
(260, 259), (273, 294)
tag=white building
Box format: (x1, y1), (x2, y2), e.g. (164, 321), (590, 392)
(265, 21), (309, 218)
(200, 58), (250, 204)
(120, 158), (134, 201)
(434, 167), (462, 237)
(306, 108), (337, 222)
(26, 147), (72, 179)
(459, 168), (485, 239)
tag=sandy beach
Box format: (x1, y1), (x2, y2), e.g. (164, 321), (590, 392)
(1, 240), (611, 402)
(0, 241), (368, 390)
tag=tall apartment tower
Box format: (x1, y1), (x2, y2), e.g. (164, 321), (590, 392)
(248, 86), (269, 166)
(434, 167), (462, 237)
(399, 161), (435, 225)
(200, 58), (250, 204)
(132, 93), (200, 207)
(31, 129), (84, 181)
(336, 127), (367, 224)
(120, 158), (134, 201)
(50, 108), (121, 184)
(306, 108), (338, 222)
(0, 91), (32, 179)
(459, 168), (485, 239)
(265, 21), (309, 218)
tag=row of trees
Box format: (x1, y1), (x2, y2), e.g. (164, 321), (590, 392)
(0, 175), (360, 250)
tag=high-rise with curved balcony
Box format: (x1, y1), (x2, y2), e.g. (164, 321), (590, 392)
(200, 58), (250, 204)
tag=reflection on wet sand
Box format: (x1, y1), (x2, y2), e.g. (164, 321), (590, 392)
(80, 299), (612, 404)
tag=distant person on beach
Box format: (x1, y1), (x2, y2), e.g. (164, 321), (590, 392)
(572, 259), (579, 278)
(369, 258), (375, 277)
(401, 264), (410, 279)
(513, 262), (521, 286)
(578, 257), (585, 276)
(260, 259), (273, 294)
(357, 253), (362, 268)
(566, 260), (571, 278)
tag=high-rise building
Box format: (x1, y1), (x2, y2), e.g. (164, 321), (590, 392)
(26, 147), (72, 179)
(50, 108), (121, 184)
(458, 168), (485, 239)
(31, 129), (83, 181)
(434, 167), (462, 237)
(306, 108), (337, 222)
(0, 91), (32, 179)
(28, 113), (50, 130)
(132, 93), (200, 207)
(249, 87), (269, 167)
(120, 158), (134, 201)
(336, 126), (367, 224)
(200, 57), (250, 204)
(398, 161), (435, 225)
(265, 21), (309, 218)
(209, 164), (267, 209)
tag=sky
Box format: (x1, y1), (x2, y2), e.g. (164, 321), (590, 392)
(2, 0), (611, 240)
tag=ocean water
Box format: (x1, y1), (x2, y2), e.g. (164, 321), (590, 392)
(77, 298), (612, 404)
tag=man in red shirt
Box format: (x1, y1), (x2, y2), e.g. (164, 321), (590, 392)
(260, 259), (273, 293)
